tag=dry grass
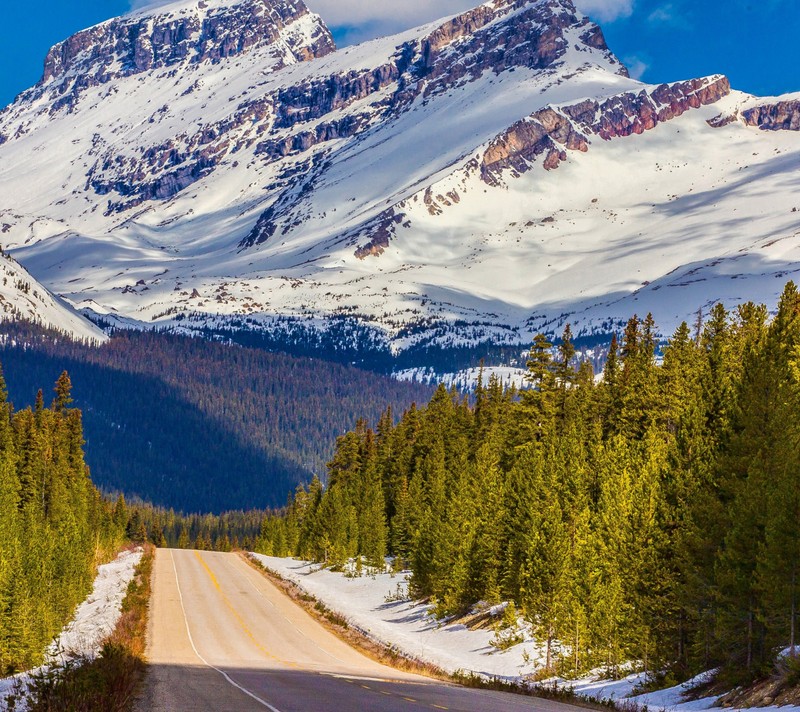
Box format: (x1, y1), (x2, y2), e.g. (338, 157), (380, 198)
(24, 545), (154, 712)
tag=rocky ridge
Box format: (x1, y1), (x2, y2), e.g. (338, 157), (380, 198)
(481, 75), (732, 185)
(40, 0), (333, 101)
(741, 100), (800, 131)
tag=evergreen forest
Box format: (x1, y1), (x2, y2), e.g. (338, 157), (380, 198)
(258, 282), (800, 683)
(122, 497), (266, 552)
(0, 326), (432, 512)
(0, 369), (126, 674)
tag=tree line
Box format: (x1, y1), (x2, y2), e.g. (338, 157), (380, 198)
(120, 498), (266, 552)
(257, 282), (800, 683)
(0, 370), (126, 674)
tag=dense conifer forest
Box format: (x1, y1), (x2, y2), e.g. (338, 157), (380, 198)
(122, 498), (266, 552)
(0, 369), (126, 674)
(258, 282), (800, 684)
(0, 326), (432, 512)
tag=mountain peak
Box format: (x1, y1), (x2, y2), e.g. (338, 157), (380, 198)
(414, 0), (626, 80)
(35, 0), (334, 101)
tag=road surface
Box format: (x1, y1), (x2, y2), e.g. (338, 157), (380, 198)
(135, 548), (579, 712)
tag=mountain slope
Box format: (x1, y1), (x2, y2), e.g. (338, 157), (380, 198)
(0, 325), (433, 512)
(0, 250), (104, 341)
(0, 0), (798, 356)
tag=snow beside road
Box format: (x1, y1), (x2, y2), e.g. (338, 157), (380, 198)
(253, 555), (538, 679)
(0, 547), (143, 710)
(252, 555), (792, 712)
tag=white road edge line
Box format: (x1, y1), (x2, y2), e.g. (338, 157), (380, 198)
(169, 550), (284, 712)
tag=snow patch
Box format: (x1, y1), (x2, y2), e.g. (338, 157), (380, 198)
(253, 554), (796, 712)
(0, 547), (143, 711)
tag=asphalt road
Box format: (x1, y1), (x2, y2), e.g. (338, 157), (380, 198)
(135, 548), (579, 712)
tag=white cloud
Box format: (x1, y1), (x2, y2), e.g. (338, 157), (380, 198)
(308, 0), (639, 40)
(623, 55), (649, 79)
(129, 0), (177, 11)
(647, 3), (692, 29)
(303, 0), (476, 31)
(130, 0), (165, 9)
(648, 5), (674, 23)
(127, 0), (478, 42)
(308, 0), (640, 46)
(573, 0), (635, 23)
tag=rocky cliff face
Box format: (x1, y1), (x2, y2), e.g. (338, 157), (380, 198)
(481, 75), (731, 185)
(410, 0), (627, 95)
(741, 100), (800, 131)
(240, 0), (626, 248)
(26, 0), (334, 114)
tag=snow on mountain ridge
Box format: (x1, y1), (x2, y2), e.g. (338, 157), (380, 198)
(0, 252), (105, 342)
(0, 0), (798, 357)
(0, 0), (335, 130)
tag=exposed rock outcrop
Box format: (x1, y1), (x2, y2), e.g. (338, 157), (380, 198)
(40, 0), (335, 95)
(354, 210), (408, 259)
(481, 75), (731, 184)
(481, 108), (589, 185)
(241, 153), (329, 248)
(741, 100), (800, 131)
(416, 0), (625, 84)
(256, 114), (372, 161)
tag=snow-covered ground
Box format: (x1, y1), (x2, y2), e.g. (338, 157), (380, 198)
(0, 547), (143, 711)
(0, 252), (104, 342)
(252, 555), (793, 712)
(394, 364), (530, 390)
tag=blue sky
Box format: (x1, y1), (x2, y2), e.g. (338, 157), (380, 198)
(1, 0), (798, 109)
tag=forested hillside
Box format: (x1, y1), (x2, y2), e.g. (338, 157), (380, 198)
(0, 326), (432, 512)
(0, 369), (125, 674)
(259, 282), (800, 683)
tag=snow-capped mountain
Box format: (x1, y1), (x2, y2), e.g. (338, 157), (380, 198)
(0, 0), (798, 359)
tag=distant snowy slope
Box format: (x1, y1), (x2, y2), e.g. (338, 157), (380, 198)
(0, 252), (105, 341)
(0, 0), (798, 355)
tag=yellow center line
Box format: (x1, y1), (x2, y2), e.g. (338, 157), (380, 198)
(194, 553), (430, 708)
(193, 551), (301, 670)
(432, 705), (449, 710)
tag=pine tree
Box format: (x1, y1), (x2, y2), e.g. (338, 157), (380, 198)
(516, 334), (556, 445)
(358, 447), (388, 568)
(602, 333), (622, 436)
(53, 371), (73, 412)
(516, 442), (570, 673)
(178, 526), (190, 549)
